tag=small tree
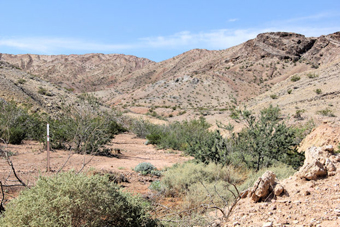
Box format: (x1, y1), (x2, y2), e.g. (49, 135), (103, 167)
(232, 105), (303, 171)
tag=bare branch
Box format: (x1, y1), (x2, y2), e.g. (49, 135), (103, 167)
(56, 152), (74, 174)
(77, 155), (94, 174)
(7, 159), (26, 187)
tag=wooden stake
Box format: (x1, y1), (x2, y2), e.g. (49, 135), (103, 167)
(47, 124), (50, 172)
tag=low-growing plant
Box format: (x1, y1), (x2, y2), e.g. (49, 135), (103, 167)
(0, 172), (158, 226)
(17, 78), (26, 84)
(315, 88), (322, 94)
(134, 162), (156, 175)
(307, 73), (319, 79)
(291, 75), (301, 82)
(270, 94), (278, 99)
(316, 108), (336, 117)
(287, 89), (292, 94)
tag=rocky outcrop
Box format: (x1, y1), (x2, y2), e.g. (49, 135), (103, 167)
(245, 171), (285, 202)
(295, 145), (339, 180)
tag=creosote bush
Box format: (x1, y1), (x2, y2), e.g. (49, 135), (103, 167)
(0, 172), (159, 227)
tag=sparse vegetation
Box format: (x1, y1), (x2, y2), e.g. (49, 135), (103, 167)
(307, 73), (319, 79)
(315, 88), (322, 94)
(316, 108), (336, 117)
(270, 94), (278, 99)
(291, 75), (301, 82)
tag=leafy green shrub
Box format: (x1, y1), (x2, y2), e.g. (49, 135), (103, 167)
(291, 75), (301, 82)
(270, 94), (278, 99)
(135, 162), (156, 175)
(315, 89), (322, 94)
(293, 109), (306, 120)
(231, 105), (304, 170)
(0, 101), (46, 144)
(307, 73), (318, 78)
(0, 172), (158, 227)
(186, 130), (230, 164)
(132, 117), (211, 152)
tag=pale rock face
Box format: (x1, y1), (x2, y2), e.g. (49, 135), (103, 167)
(296, 145), (338, 180)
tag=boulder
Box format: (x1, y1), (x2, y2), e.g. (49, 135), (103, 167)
(249, 171), (279, 202)
(296, 145), (337, 180)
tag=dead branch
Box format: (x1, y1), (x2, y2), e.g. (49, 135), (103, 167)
(7, 159), (26, 187)
(77, 155), (94, 174)
(56, 152), (74, 174)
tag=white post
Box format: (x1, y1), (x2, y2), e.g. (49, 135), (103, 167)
(47, 124), (50, 172)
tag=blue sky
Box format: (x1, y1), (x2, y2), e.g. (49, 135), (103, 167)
(1, 0), (340, 62)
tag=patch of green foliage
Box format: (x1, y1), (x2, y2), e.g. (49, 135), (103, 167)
(230, 105), (305, 170)
(0, 172), (159, 227)
(132, 117), (211, 151)
(291, 75), (301, 82)
(0, 100), (45, 144)
(316, 108), (336, 117)
(134, 162), (161, 176)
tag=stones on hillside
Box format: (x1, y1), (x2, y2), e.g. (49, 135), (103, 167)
(295, 145), (339, 180)
(248, 171), (285, 202)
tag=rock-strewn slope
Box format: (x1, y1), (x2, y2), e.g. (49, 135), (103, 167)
(0, 61), (78, 113)
(0, 53), (154, 92)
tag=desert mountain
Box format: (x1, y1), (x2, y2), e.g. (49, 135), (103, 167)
(0, 61), (78, 113)
(0, 53), (154, 93)
(1, 32), (340, 121)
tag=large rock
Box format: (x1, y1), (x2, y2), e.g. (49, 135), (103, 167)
(296, 145), (338, 180)
(249, 171), (283, 202)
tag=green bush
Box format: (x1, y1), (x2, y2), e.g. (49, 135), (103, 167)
(291, 75), (301, 82)
(231, 105), (304, 170)
(132, 117), (211, 152)
(186, 130), (230, 164)
(134, 162), (156, 175)
(160, 162), (242, 197)
(307, 73), (318, 79)
(0, 172), (158, 227)
(0, 101), (46, 144)
(270, 94), (278, 99)
(315, 89), (322, 94)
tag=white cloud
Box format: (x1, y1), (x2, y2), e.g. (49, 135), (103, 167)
(1, 12), (339, 55)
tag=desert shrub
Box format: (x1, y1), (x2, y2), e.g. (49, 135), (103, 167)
(134, 117), (211, 151)
(17, 78), (26, 84)
(49, 95), (125, 154)
(287, 89), (292, 94)
(238, 163), (296, 192)
(307, 73), (318, 78)
(291, 75), (301, 82)
(316, 108), (336, 117)
(315, 89), (322, 94)
(0, 172), (158, 227)
(186, 130), (230, 165)
(270, 94), (278, 99)
(135, 162), (156, 175)
(159, 162), (242, 197)
(293, 109), (306, 120)
(38, 87), (52, 96)
(0, 101), (46, 144)
(230, 105), (304, 170)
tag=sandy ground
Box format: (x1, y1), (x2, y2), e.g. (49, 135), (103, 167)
(0, 133), (191, 200)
